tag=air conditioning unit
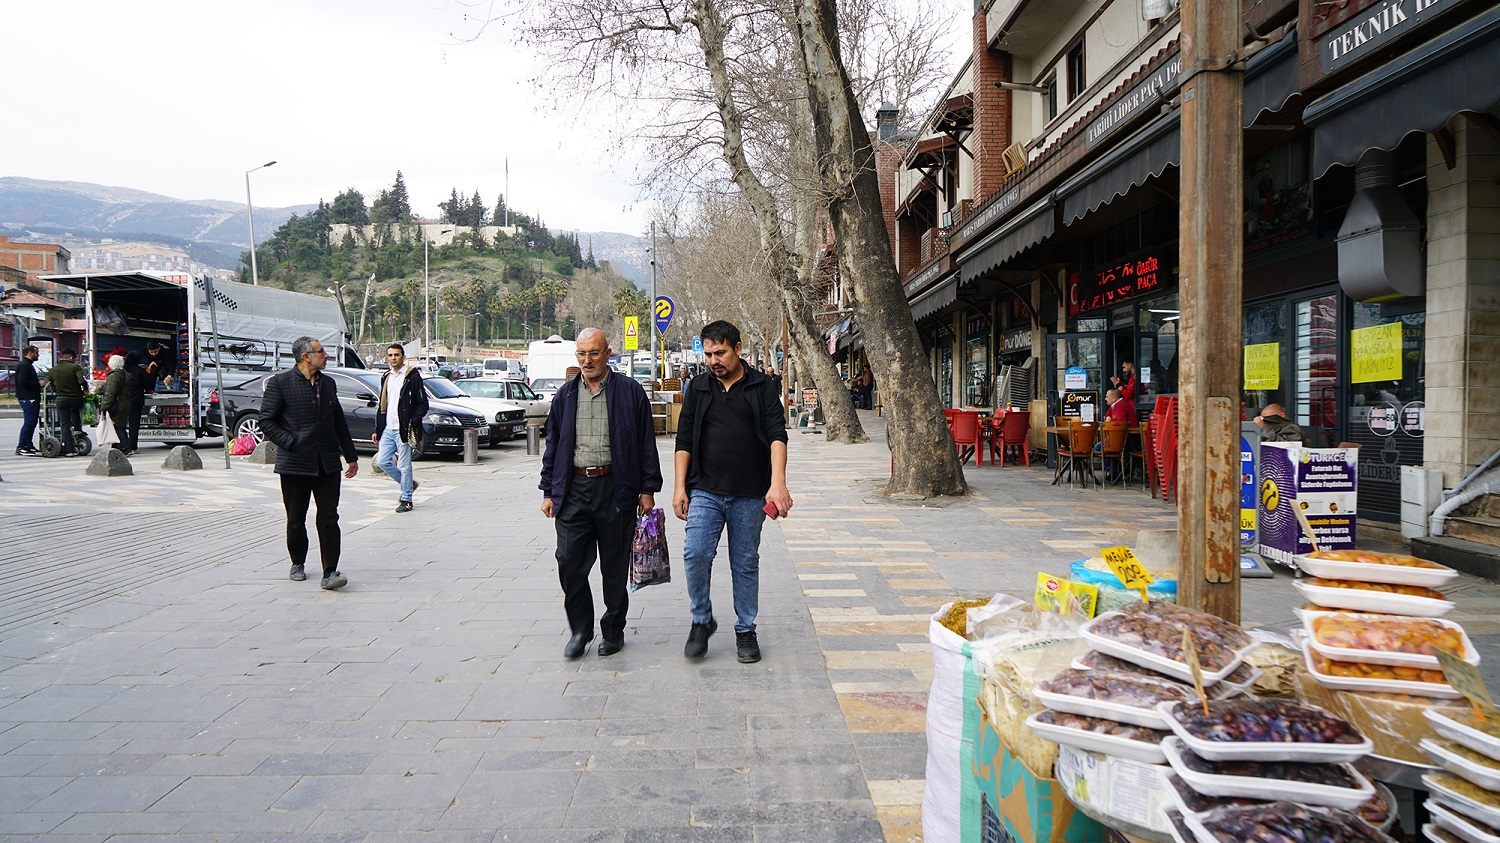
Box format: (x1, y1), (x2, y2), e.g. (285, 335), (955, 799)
(941, 210), (954, 228)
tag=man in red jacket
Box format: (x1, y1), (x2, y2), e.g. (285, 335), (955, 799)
(1110, 360), (1136, 400)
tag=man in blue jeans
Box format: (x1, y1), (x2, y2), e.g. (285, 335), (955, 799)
(373, 344), (428, 513)
(14, 345), (41, 455)
(673, 320), (793, 663)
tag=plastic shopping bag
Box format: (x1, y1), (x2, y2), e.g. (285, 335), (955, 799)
(95, 416), (120, 447)
(628, 507), (671, 592)
(230, 433), (258, 456)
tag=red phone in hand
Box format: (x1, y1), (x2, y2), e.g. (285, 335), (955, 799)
(763, 500), (780, 519)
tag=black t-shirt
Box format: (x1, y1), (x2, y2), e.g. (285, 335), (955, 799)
(694, 377), (771, 498)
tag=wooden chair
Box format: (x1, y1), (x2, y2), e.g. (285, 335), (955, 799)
(995, 410), (1031, 467)
(952, 411), (983, 466)
(1130, 420), (1153, 493)
(1063, 420), (1100, 488)
(1098, 421), (1128, 485)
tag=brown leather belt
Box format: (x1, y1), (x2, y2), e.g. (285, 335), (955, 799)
(574, 465), (612, 477)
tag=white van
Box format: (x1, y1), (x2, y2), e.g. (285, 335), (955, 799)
(483, 357), (524, 379)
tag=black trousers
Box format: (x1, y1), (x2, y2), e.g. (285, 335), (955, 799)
(554, 473), (633, 640)
(126, 399), (145, 451)
(280, 471), (343, 575)
(55, 397), (83, 452)
(108, 409), (129, 451)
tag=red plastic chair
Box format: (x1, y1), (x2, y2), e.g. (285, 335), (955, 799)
(952, 411), (983, 466)
(996, 411), (1030, 466)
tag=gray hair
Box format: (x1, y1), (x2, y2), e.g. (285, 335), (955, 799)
(108, 354), (125, 371)
(291, 336), (317, 362)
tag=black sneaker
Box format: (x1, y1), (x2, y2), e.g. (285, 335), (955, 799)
(735, 631), (761, 664)
(684, 618), (717, 658)
(321, 571), (348, 590)
(396, 500), (413, 513)
(289, 564), (306, 581)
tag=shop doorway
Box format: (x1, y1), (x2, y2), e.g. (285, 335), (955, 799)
(1046, 332), (1107, 418)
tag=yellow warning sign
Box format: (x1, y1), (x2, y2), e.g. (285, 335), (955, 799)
(623, 316), (639, 351)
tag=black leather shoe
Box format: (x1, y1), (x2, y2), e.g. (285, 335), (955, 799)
(598, 637), (623, 657)
(564, 632), (592, 659)
(735, 631), (761, 664)
(684, 618), (717, 658)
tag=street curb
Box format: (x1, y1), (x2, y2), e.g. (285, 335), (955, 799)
(0, 408), (20, 420)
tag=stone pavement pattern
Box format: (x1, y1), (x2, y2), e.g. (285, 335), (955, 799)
(3, 412), (1500, 841)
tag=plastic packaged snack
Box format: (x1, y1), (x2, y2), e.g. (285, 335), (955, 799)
(1025, 709), (1170, 765)
(1160, 698), (1371, 762)
(1081, 606), (1256, 683)
(1296, 549), (1458, 588)
(1188, 801), (1394, 842)
(1161, 738), (1374, 810)
(1306, 612), (1476, 668)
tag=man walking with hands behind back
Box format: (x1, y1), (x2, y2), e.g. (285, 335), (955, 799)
(540, 327), (662, 660)
(674, 320), (792, 663)
(258, 336), (359, 590)
(374, 344), (428, 512)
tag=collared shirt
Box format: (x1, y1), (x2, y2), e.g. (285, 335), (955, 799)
(695, 375), (770, 498)
(384, 364), (411, 432)
(572, 376), (611, 467)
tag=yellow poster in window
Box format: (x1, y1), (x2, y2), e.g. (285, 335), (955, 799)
(1351, 322), (1401, 383)
(1243, 342), (1280, 390)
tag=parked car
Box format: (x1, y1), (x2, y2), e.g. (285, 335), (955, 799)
(217, 367), (490, 458)
(423, 375), (527, 445)
(529, 377), (566, 403)
(456, 377), (551, 424)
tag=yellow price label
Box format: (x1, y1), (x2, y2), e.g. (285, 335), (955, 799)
(1102, 546), (1154, 599)
(1436, 647), (1497, 718)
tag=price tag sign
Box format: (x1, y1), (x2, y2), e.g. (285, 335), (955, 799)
(1102, 546), (1154, 601)
(1436, 646), (1497, 719)
(1181, 627), (1209, 715)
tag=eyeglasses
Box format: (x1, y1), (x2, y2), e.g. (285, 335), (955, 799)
(575, 350), (605, 359)
(308, 349), (329, 356)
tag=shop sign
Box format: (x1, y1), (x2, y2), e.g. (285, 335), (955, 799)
(1002, 327), (1031, 353)
(1064, 366), (1088, 390)
(1351, 322), (1402, 382)
(1402, 401), (1425, 437)
(1068, 251), (1173, 315)
(1084, 54), (1182, 149)
(1367, 402), (1400, 436)
(1320, 0), (1459, 75)
(1062, 389), (1099, 419)
(959, 184), (1022, 241)
(1241, 426), (1261, 548)
(1258, 444), (1359, 566)
(1243, 342), (1281, 390)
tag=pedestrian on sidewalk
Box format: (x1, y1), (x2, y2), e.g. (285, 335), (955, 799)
(540, 327), (662, 660)
(673, 320), (793, 664)
(97, 354), (132, 452)
(258, 336), (359, 590)
(373, 344), (428, 513)
(48, 349), (90, 457)
(14, 345), (41, 455)
(122, 351), (148, 454)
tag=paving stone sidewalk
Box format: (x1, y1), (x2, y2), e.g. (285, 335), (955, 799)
(2, 412), (1499, 842)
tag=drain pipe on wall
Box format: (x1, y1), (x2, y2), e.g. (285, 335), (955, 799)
(1431, 464), (1500, 537)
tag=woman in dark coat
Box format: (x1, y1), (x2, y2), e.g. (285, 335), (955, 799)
(97, 355), (133, 453)
(122, 351), (148, 453)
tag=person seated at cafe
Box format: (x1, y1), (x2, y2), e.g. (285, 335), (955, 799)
(1255, 403), (1304, 443)
(1103, 387), (1133, 425)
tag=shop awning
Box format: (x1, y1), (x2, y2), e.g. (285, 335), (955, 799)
(1243, 26), (1300, 125)
(1057, 112), (1181, 226)
(1303, 8), (1500, 177)
(957, 197), (1055, 285)
(40, 271), (185, 293)
(909, 274), (958, 320)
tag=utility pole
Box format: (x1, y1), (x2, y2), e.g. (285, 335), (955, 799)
(649, 221), (658, 382)
(1176, 0), (1245, 621)
(359, 274), (374, 347)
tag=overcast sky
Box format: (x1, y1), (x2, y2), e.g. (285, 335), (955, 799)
(6, 0), (653, 234)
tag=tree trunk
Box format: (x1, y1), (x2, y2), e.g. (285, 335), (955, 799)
(692, 0), (866, 444)
(787, 0), (964, 496)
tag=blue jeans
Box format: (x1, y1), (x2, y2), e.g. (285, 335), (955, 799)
(683, 490), (766, 633)
(375, 427), (415, 501)
(17, 399), (39, 449)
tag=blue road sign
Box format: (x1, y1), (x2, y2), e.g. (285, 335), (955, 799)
(653, 296), (674, 334)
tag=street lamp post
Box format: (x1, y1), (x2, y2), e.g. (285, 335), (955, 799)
(470, 311), (482, 352)
(423, 227), (453, 363)
(244, 161), (276, 286)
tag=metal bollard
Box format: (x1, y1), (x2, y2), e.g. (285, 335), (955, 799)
(526, 421), (543, 456)
(463, 429), (479, 465)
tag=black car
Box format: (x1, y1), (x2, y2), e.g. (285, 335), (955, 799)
(217, 367), (489, 458)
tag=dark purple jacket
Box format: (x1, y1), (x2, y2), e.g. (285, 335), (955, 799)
(540, 370), (663, 511)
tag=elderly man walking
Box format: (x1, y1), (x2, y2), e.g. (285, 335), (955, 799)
(258, 336), (360, 590)
(540, 327), (662, 659)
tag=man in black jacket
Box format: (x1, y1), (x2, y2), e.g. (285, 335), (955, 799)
(540, 327), (662, 659)
(258, 336), (360, 590)
(373, 344), (429, 513)
(48, 349), (91, 457)
(14, 345), (41, 455)
(673, 320), (792, 663)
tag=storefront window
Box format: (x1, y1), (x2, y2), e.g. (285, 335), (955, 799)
(1294, 294), (1339, 447)
(1346, 303), (1425, 521)
(1135, 293), (1179, 398)
(965, 315), (991, 407)
(938, 342), (954, 409)
(1241, 300), (1287, 418)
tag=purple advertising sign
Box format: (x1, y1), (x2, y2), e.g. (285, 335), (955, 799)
(1257, 443), (1358, 567)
